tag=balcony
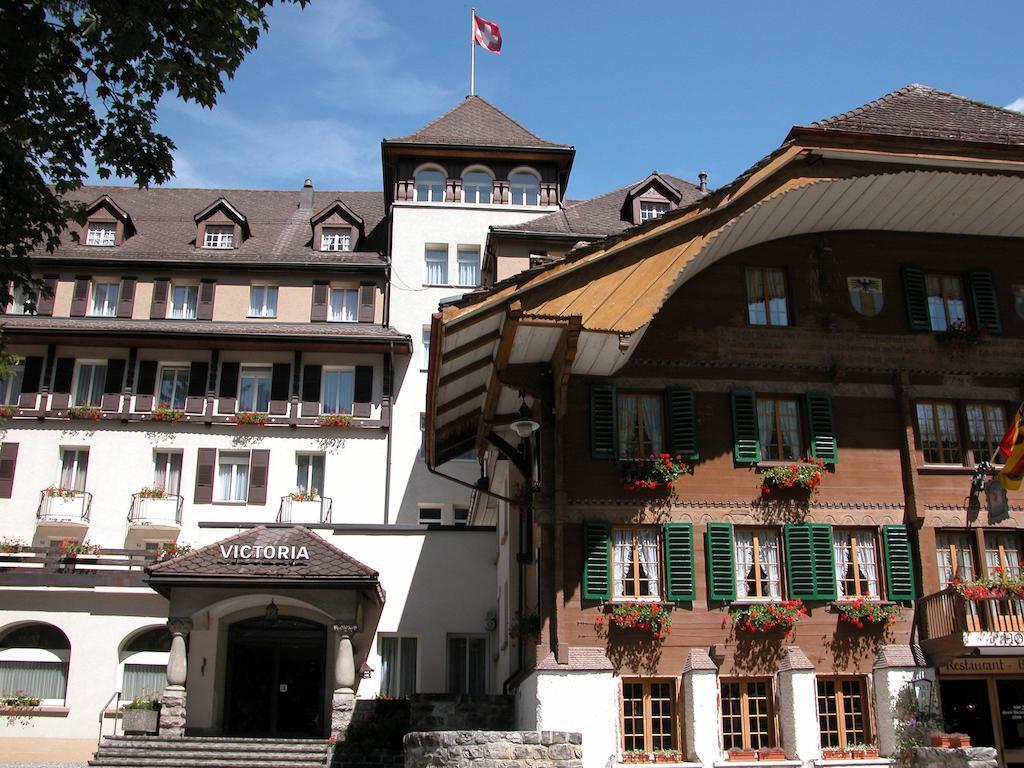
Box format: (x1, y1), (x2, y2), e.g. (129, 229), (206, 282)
(37, 490), (92, 526)
(918, 587), (1024, 662)
(277, 495), (333, 525)
(128, 494), (183, 529)
(0, 546), (153, 588)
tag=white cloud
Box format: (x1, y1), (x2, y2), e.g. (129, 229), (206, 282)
(1005, 97), (1024, 113)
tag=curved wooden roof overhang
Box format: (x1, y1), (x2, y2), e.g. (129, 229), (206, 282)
(427, 142), (1024, 465)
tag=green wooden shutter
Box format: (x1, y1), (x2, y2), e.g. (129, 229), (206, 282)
(663, 523), (695, 602)
(706, 522), (736, 602)
(784, 523), (837, 601)
(883, 524), (916, 602)
(666, 386), (699, 461)
(590, 384), (617, 460)
(901, 266), (930, 331)
(582, 519), (611, 601)
(968, 270), (1002, 335)
(805, 391), (838, 464)
(731, 389), (761, 465)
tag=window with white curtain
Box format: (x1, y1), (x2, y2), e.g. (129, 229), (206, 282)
(734, 529), (781, 599)
(936, 531), (977, 586)
(216, 452), (249, 502)
(86, 222), (117, 246)
(447, 635), (486, 695)
(248, 285), (278, 318)
(424, 246), (448, 285)
(60, 448), (89, 491)
(329, 288), (358, 322)
(757, 397), (802, 461)
(379, 635), (418, 698)
(321, 369), (354, 415)
(238, 366), (271, 412)
(833, 529), (880, 598)
(10, 285), (31, 315)
(157, 365), (189, 409)
(89, 282), (119, 317)
(0, 364), (23, 405)
(120, 627), (170, 702)
(640, 201), (668, 221)
(169, 284), (198, 319)
(617, 393), (664, 459)
(985, 531), (1023, 579)
(612, 527), (661, 600)
(153, 452), (183, 496)
(203, 225), (234, 249)
(73, 361), (106, 407)
(295, 454), (325, 495)
(746, 267), (789, 326)
(320, 228), (352, 252)
(0, 624), (71, 705)
(456, 247), (480, 287)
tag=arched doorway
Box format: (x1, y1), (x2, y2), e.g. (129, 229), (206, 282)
(223, 615), (326, 737)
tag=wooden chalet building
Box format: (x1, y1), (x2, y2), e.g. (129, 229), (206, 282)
(426, 85), (1024, 768)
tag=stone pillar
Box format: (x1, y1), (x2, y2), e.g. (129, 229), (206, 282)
(776, 646), (819, 765)
(160, 617), (192, 736)
(872, 645), (936, 758)
(682, 649), (720, 768)
(331, 624), (357, 739)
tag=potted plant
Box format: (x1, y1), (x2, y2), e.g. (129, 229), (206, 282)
(623, 751), (652, 764)
(654, 749), (681, 763)
(951, 566), (1024, 601)
(622, 453), (692, 492)
(284, 489), (323, 523)
(758, 747), (786, 761)
(835, 599), (901, 629)
(121, 694), (160, 734)
(1, 691), (42, 713)
(948, 734), (971, 748)
(0, 404), (16, 418)
(727, 746), (757, 762)
(0, 537), (23, 554)
(58, 538), (100, 559)
(318, 411), (352, 428)
(235, 410), (269, 426)
(929, 733), (953, 748)
(936, 319), (987, 351)
(151, 402), (184, 422)
(67, 405), (102, 420)
(154, 542), (192, 562)
(608, 602), (673, 639)
(509, 611), (541, 640)
(731, 600), (807, 634)
(760, 459), (826, 495)
(821, 747), (851, 760)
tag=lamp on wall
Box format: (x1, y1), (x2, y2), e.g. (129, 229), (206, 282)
(510, 393), (540, 440)
(264, 599), (279, 626)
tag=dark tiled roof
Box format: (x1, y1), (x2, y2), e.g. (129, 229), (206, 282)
(0, 315), (412, 345)
(59, 186), (387, 263)
(495, 174), (702, 237)
(386, 96), (571, 150)
(872, 644), (928, 669)
(535, 647), (613, 671)
(796, 83), (1024, 144)
(147, 525), (378, 582)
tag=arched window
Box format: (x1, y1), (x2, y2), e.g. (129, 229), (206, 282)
(461, 169), (493, 205)
(509, 169), (541, 206)
(119, 626), (171, 702)
(414, 168), (446, 203)
(0, 623), (71, 705)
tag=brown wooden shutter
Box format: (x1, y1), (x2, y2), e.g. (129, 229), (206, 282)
(357, 283), (376, 323)
(20, 356), (43, 394)
(136, 360), (157, 396)
(117, 277), (136, 318)
(194, 448), (216, 504)
(247, 449), (270, 505)
(70, 277), (90, 317)
(103, 359), (126, 394)
(52, 358), (75, 394)
(353, 365), (373, 418)
(218, 362), (240, 398)
(188, 362), (209, 397)
(150, 279), (169, 319)
(0, 443), (18, 499)
(301, 365), (322, 403)
(197, 279), (216, 321)
(271, 363), (290, 401)
(311, 282), (329, 322)
(36, 276), (58, 316)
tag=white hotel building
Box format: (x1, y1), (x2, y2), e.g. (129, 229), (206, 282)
(0, 97), (578, 762)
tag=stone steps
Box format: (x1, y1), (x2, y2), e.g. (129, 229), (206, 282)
(91, 735), (330, 768)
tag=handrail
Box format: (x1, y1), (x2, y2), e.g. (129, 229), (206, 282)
(37, 490), (93, 523)
(128, 493), (184, 526)
(277, 495), (333, 524)
(97, 690), (121, 744)
(919, 586), (1024, 639)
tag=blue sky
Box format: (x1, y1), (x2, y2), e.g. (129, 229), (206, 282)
(140, 0), (1024, 200)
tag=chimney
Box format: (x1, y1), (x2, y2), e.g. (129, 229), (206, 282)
(698, 171), (708, 194)
(300, 178), (314, 209)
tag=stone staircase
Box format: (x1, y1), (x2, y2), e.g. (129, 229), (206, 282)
(90, 735), (330, 768)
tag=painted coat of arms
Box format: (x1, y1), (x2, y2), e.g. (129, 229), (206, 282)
(847, 277), (883, 317)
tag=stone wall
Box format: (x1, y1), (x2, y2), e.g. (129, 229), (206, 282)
(914, 747), (998, 768)
(408, 694), (515, 732)
(404, 731), (583, 768)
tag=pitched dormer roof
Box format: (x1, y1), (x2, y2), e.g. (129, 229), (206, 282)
(193, 196), (251, 238)
(310, 198), (365, 230)
(85, 194), (135, 236)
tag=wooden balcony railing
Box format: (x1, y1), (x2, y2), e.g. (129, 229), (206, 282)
(0, 546), (155, 588)
(918, 587), (1024, 660)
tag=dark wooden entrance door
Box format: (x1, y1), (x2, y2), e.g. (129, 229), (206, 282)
(225, 617), (326, 737)
(940, 679), (996, 750)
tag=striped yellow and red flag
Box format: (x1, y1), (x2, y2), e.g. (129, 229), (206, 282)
(998, 402), (1024, 490)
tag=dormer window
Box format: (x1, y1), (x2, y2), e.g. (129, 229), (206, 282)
(321, 227), (352, 252)
(640, 202), (668, 222)
(204, 225), (234, 249)
(415, 169), (446, 202)
(462, 169), (493, 204)
(509, 170), (540, 206)
(86, 223), (117, 246)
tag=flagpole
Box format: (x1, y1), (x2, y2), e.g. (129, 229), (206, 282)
(470, 7), (476, 96)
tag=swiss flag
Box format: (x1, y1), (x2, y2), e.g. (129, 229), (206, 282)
(474, 14), (502, 54)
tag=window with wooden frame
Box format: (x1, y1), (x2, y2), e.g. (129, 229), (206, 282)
(612, 527), (662, 601)
(833, 529), (880, 599)
(617, 392), (664, 459)
(720, 678), (775, 750)
(85, 222), (117, 246)
(757, 396), (803, 461)
(817, 676), (870, 748)
(745, 267), (789, 327)
(984, 531), (1023, 579)
(622, 679), (676, 753)
(936, 531), (978, 587)
(924, 274), (967, 332)
(915, 401), (962, 464)
(965, 403), (1008, 465)
(734, 528), (782, 599)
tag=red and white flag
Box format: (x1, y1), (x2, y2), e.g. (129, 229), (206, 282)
(474, 14), (502, 54)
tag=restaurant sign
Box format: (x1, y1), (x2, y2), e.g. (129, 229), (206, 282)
(940, 656), (1024, 675)
(219, 544), (310, 561)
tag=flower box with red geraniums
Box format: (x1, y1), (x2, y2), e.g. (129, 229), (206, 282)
(835, 599), (900, 629)
(288, 489), (320, 502)
(757, 747), (787, 761)
(1, 691), (41, 711)
(154, 542), (192, 562)
(67, 405), (101, 421)
(622, 454), (691, 492)
(58, 538), (100, 558)
(653, 750), (682, 763)
(621, 752), (652, 764)
(151, 403), (184, 422)
(137, 485), (167, 499)
(730, 600), (807, 634)
(951, 566), (1024, 600)
(0, 537), (23, 554)
(726, 748), (758, 762)
(820, 748), (851, 760)
(235, 411), (269, 426)
(760, 459), (825, 495)
(0, 405), (16, 418)
(318, 412), (352, 428)
(42, 486), (77, 499)
(600, 602), (672, 639)
(846, 744), (880, 759)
